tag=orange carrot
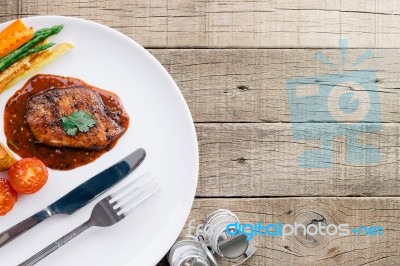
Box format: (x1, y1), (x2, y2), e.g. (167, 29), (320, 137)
(0, 19), (27, 41)
(0, 27), (34, 58)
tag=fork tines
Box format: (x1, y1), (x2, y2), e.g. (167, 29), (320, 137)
(108, 172), (159, 217)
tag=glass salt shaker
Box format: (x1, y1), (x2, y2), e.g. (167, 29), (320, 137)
(202, 209), (256, 264)
(168, 236), (212, 266)
(168, 209), (256, 266)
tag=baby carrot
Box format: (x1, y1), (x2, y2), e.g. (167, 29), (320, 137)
(0, 27), (34, 58)
(0, 19), (27, 40)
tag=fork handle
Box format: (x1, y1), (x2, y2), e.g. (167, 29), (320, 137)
(19, 220), (94, 266)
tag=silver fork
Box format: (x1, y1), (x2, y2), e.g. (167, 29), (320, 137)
(19, 172), (159, 266)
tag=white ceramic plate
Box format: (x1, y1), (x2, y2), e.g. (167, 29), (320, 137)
(0, 16), (198, 266)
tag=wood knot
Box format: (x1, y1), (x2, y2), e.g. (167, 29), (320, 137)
(232, 157), (247, 164)
(327, 246), (338, 256)
(236, 85), (249, 91)
(292, 211), (328, 248)
(326, 246), (342, 263)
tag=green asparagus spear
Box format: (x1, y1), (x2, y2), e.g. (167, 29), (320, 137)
(12, 42), (55, 67)
(0, 25), (63, 72)
(0, 42), (56, 72)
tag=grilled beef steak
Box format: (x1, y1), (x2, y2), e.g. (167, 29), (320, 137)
(26, 86), (124, 150)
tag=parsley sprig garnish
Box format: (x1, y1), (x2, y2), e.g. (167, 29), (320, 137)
(61, 110), (96, 136)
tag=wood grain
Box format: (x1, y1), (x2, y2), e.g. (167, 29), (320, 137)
(195, 123), (400, 197)
(179, 197), (400, 266)
(0, 2), (19, 22)
(17, 0), (400, 48)
(150, 48), (400, 123)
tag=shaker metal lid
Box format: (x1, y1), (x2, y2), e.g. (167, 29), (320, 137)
(217, 234), (249, 259)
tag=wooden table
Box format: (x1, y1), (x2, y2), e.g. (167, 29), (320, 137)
(2, 1), (400, 265)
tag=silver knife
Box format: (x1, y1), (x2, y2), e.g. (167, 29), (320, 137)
(0, 148), (146, 248)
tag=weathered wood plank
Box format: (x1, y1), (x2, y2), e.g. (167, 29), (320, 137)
(18, 0), (400, 48)
(0, 1), (19, 23)
(150, 48), (400, 123)
(195, 123), (400, 197)
(178, 198), (400, 266)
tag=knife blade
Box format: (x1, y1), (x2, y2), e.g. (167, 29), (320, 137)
(0, 148), (146, 248)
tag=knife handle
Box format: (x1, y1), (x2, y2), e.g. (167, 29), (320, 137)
(0, 208), (53, 248)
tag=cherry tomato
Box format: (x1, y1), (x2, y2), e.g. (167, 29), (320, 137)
(8, 157), (48, 194)
(0, 178), (17, 216)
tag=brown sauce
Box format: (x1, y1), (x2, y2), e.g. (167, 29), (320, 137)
(4, 74), (129, 170)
